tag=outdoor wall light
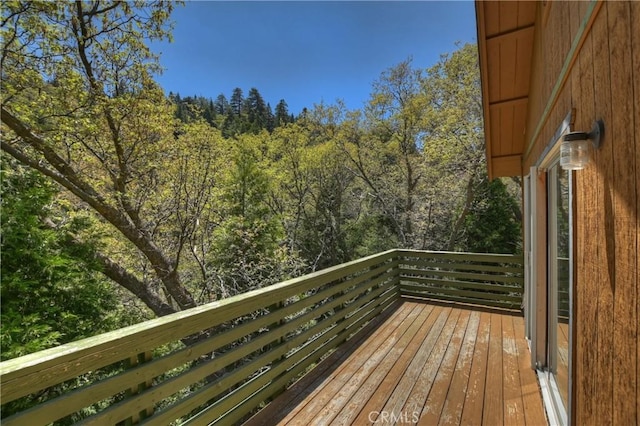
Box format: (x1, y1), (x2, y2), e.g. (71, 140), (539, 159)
(560, 119), (604, 170)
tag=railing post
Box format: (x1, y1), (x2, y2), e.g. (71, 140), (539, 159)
(395, 251), (404, 299)
(267, 301), (286, 353)
(265, 301), (287, 401)
(123, 351), (153, 425)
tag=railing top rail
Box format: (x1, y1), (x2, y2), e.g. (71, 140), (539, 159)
(0, 249), (397, 380)
(397, 249), (523, 261)
(397, 249), (523, 257)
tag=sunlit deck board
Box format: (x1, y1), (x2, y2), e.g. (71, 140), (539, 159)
(502, 314), (526, 425)
(438, 308), (480, 425)
(244, 301), (547, 426)
(482, 312), (504, 424)
(514, 315), (548, 426)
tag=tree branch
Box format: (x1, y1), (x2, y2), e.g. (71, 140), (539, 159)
(94, 251), (176, 317)
(2, 105), (196, 310)
(1, 106), (109, 209)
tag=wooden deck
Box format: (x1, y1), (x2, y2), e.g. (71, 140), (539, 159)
(245, 301), (547, 426)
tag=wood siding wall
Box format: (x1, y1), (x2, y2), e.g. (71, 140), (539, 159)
(523, 2), (639, 424)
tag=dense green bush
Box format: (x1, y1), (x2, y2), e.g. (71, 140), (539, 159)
(1, 156), (122, 360)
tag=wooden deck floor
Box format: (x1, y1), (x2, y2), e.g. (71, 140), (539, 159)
(245, 301), (547, 426)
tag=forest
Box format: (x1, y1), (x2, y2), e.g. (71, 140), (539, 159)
(0, 1), (522, 361)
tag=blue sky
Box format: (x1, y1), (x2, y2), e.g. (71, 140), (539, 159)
(150, 1), (478, 115)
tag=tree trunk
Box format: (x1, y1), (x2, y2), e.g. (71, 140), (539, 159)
(447, 175), (475, 251)
(95, 252), (177, 317)
(404, 155), (415, 247)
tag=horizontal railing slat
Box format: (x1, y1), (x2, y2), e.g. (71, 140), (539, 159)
(401, 291), (520, 309)
(399, 267), (523, 285)
(399, 283), (522, 302)
(397, 249), (524, 264)
(399, 275), (523, 293)
(400, 259), (524, 274)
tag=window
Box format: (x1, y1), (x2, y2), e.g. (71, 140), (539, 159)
(524, 112), (575, 425)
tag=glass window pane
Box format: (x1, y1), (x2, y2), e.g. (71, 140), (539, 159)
(555, 166), (570, 408)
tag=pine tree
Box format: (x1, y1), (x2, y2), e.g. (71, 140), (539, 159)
(275, 99), (291, 127)
(265, 103), (275, 132)
(230, 87), (244, 116)
(245, 87), (268, 133)
(215, 94), (230, 115)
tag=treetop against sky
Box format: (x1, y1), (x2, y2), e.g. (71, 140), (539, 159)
(149, 1), (478, 114)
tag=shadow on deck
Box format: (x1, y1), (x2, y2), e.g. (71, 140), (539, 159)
(245, 301), (547, 426)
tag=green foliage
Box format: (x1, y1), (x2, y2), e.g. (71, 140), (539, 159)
(1, 0), (522, 362)
(462, 178), (522, 254)
(345, 214), (399, 258)
(210, 134), (301, 296)
(418, 43), (500, 251)
(1, 0), (207, 316)
(275, 99), (294, 127)
(0, 156), (121, 360)
(170, 92), (219, 127)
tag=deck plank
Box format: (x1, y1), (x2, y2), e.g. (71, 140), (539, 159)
(438, 310), (480, 426)
(502, 314), (525, 425)
(482, 312), (504, 424)
(244, 302), (546, 426)
(417, 309), (471, 425)
(352, 306), (450, 425)
(398, 309), (462, 420)
(459, 311), (491, 425)
(371, 305), (452, 423)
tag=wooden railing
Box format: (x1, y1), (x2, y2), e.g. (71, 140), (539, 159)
(0, 250), (399, 425)
(398, 250), (524, 310)
(0, 250), (523, 425)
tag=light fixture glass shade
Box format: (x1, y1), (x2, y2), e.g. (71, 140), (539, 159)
(560, 138), (591, 170)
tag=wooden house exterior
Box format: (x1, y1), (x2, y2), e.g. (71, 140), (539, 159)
(476, 1), (639, 425)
